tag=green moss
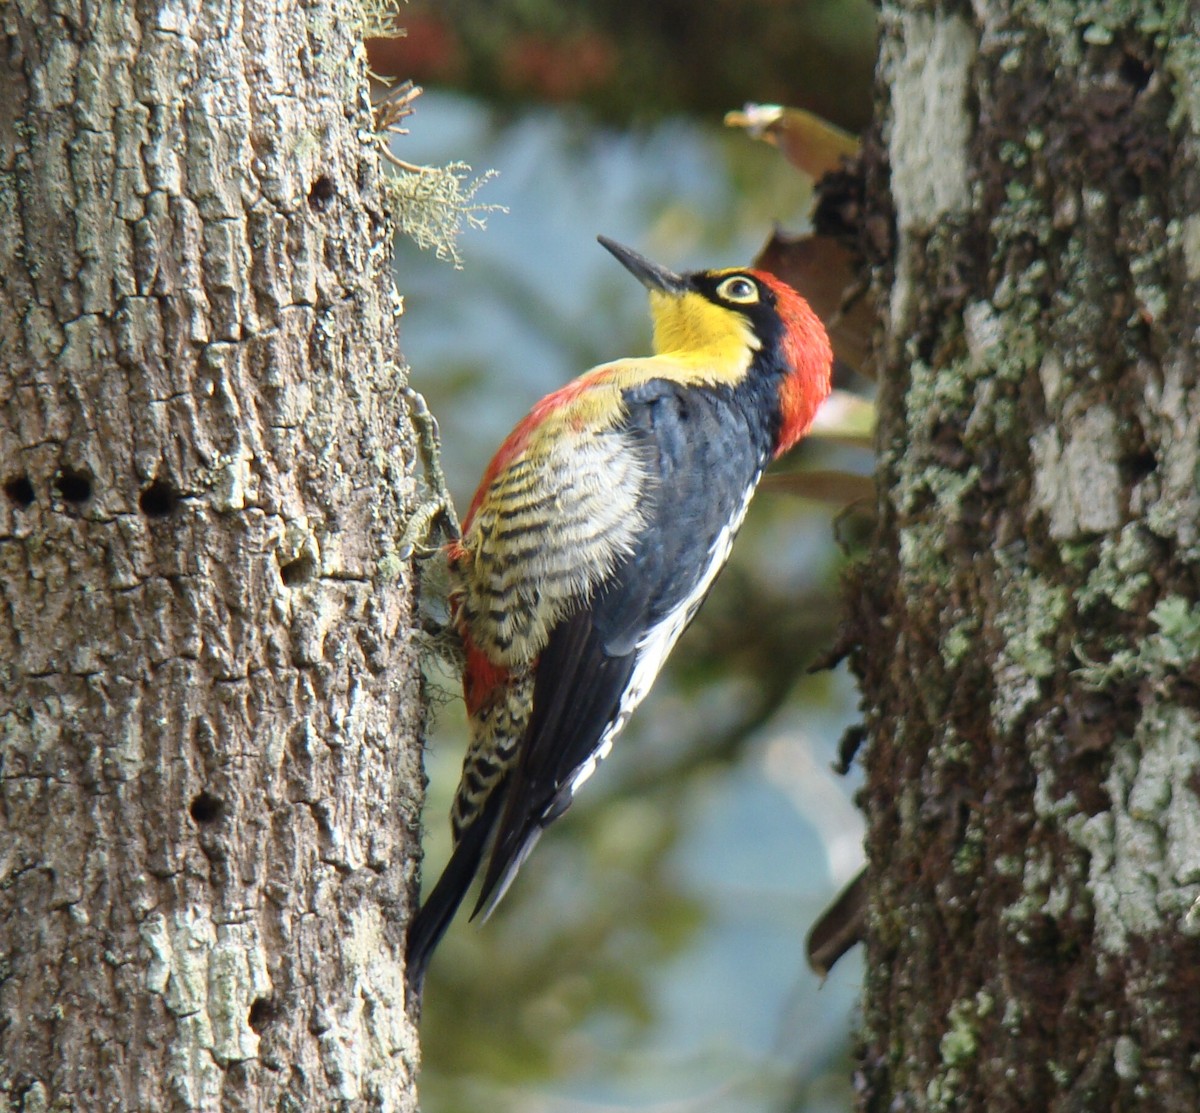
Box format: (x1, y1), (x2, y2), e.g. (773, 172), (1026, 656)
(952, 828), (984, 876)
(999, 140), (1030, 170)
(1079, 523), (1155, 611)
(892, 354), (998, 595)
(1123, 196), (1172, 324)
(897, 521), (951, 587)
(1082, 21), (1116, 43)
(1147, 595), (1200, 665)
(991, 562), (1070, 731)
(991, 223), (1054, 303)
(1166, 30), (1200, 133)
(1076, 593), (1200, 687)
(377, 548), (406, 582)
(997, 568), (1069, 680)
(1004, 849), (1058, 938)
(900, 359), (959, 438)
(941, 1003), (978, 1066)
(1059, 540), (1095, 569)
(994, 852), (1023, 878)
(942, 614), (980, 668)
(925, 991), (996, 1109)
(1016, 0), (1188, 47)
(1048, 1060), (1073, 1087)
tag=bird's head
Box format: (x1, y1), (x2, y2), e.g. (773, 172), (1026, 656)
(598, 236), (832, 457)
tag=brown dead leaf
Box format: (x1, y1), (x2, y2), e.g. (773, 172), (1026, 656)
(762, 468), (875, 507)
(754, 230), (874, 376)
(725, 103), (859, 180)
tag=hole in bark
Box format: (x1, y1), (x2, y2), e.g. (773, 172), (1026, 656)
(189, 791), (223, 825)
(139, 479), (178, 518)
(1119, 52), (1153, 91)
(54, 467), (92, 504)
(280, 553), (316, 586)
(3, 475), (34, 508)
(248, 996), (278, 1032)
(1126, 448), (1157, 484)
(308, 176), (336, 211)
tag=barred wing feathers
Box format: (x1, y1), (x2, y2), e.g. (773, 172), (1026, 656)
(473, 377), (771, 915)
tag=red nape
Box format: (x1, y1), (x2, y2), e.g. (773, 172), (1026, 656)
(752, 272), (833, 457)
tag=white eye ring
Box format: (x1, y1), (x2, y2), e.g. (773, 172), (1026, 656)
(717, 276), (759, 303)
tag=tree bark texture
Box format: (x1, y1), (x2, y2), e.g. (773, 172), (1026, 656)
(852, 2), (1200, 1110)
(0, 3), (423, 1109)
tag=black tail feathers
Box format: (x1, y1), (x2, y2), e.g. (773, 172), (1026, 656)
(405, 791), (504, 1002)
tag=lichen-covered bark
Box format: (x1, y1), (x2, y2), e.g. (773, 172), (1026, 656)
(853, 2), (1200, 1110)
(0, 2), (423, 1109)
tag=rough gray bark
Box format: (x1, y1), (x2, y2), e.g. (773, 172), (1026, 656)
(0, 2), (423, 1109)
(850, 2), (1200, 1109)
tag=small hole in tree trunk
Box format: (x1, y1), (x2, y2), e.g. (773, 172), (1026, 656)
(280, 554), (317, 586)
(1119, 52), (1153, 91)
(248, 996), (278, 1032)
(308, 176), (336, 210)
(139, 480), (178, 518)
(1126, 448), (1157, 484)
(189, 791), (223, 824)
(4, 476), (34, 508)
(54, 468), (92, 504)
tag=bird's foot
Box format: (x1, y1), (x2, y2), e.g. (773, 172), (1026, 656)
(400, 385), (461, 559)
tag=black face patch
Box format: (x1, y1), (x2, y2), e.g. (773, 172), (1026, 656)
(690, 271), (782, 350)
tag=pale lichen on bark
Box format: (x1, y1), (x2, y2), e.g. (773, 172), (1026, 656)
(1031, 404), (1122, 540)
(855, 0), (1200, 1108)
(1075, 704), (1200, 951)
(880, 7), (975, 332)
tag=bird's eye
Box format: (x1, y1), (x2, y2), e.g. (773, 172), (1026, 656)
(716, 275), (759, 304)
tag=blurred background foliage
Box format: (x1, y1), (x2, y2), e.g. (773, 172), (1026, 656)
(372, 3), (878, 1110)
(370, 0), (875, 128)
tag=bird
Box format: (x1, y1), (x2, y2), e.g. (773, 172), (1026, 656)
(405, 235), (833, 998)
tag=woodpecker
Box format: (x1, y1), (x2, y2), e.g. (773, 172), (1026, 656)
(406, 236), (833, 996)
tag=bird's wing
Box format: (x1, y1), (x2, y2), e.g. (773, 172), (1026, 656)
(472, 378), (766, 915)
(455, 387), (651, 669)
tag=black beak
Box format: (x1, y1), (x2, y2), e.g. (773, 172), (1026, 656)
(597, 236), (688, 295)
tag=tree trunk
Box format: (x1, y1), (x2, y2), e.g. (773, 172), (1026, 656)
(852, 3), (1200, 1109)
(0, 3), (423, 1109)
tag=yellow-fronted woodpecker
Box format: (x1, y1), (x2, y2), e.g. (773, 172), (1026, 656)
(406, 236), (833, 997)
